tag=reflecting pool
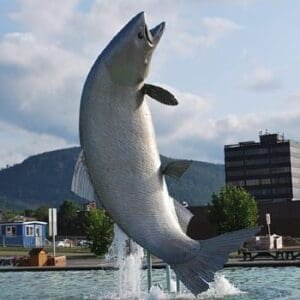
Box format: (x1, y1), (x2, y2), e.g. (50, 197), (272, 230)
(0, 267), (300, 299)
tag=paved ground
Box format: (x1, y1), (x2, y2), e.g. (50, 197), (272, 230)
(1, 256), (300, 272)
(67, 256), (300, 268)
(226, 258), (300, 267)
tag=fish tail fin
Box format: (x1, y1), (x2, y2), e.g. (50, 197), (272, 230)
(171, 226), (260, 296)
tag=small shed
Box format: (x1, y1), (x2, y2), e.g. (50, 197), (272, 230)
(29, 248), (48, 266)
(0, 221), (47, 247)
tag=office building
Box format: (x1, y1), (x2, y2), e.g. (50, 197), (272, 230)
(224, 132), (300, 203)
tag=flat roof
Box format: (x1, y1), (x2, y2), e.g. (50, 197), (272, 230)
(0, 221), (47, 225)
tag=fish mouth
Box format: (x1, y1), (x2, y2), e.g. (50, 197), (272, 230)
(145, 21), (165, 46)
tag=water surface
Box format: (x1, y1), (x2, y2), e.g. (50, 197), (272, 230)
(0, 267), (299, 299)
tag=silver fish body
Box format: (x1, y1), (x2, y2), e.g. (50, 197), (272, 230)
(80, 45), (193, 265)
(78, 12), (260, 295)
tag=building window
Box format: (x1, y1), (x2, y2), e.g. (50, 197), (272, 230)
(245, 158), (269, 166)
(226, 160), (244, 167)
(245, 168), (269, 176)
(227, 180), (245, 186)
(6, 226), (16, 236)
(246, 179), (260, 186)
(244, 148), (268, 155)
(25, 225), (34, 236)
(251, 188), (272, 196)
(272, 187), (291, 195)
(270, 157), (290, 163)
(226, 170), (244, 177)
(226, 150), (243, 158)
(246, 178), (271, 186)
(272, 177), (290, 184)
(271, 146), (289, 153)
(271, 167), (291, 174)
(261, 178), (271, 185)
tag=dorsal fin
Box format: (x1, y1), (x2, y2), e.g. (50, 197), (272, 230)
(71, 150), (102, 207)
(162, 160), (192, 178)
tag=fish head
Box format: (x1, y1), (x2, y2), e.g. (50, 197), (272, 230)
(104, 12), (165, 86)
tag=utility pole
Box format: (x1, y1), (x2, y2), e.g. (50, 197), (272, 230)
(48, 208), (57, 257)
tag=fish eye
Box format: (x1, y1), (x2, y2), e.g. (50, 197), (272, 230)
(137, 31), (144, 39)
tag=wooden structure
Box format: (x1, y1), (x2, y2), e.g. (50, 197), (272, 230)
(29, 248), (48, 266)
(47, 255), (66, 267)
(242, 247), (300, 261)
(15, 248), (66, 267)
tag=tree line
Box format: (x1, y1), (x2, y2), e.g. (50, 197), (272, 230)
(2, 200), (113, 256)
(2, 185), (259, 255)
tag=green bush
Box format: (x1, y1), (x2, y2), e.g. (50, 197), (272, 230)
(208, 185), (258, 234)
(84, 209), (114, 256)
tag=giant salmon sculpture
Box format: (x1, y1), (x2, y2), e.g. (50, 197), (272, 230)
(72, 12), (259, 295)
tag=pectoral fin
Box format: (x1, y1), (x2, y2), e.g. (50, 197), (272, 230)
(162, 160), (192, 178)
(71, 150), (102, 207)
(143, 84), (178, 105)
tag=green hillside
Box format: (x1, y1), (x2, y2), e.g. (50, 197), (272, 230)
(0, 147), (224, 210)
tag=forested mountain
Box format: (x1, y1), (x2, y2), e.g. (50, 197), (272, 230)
(0, 147), (224, 210)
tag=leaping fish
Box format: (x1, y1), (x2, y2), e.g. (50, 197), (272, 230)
(72, 12), (259, 295)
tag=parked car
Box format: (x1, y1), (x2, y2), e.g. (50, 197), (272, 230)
(56, 239), (73, 247)
(77, 239), (89, 247)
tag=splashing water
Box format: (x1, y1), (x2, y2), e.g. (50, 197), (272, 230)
(146, 274), (244, 300)
(106, 224), (244, 299)
(147, 286), (168, 300)
(198, 274), (245, 299)
(106, 224), (145, 299)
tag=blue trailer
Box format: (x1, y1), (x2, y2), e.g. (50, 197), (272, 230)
(0, 221), (47, 247)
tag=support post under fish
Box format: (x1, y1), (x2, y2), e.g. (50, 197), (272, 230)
(176, 275), (181, 293)
(166, 265), (171, 292)
(147, 250), (152, 291)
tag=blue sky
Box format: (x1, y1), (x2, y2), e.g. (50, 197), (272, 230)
(1, 0), (300, 167)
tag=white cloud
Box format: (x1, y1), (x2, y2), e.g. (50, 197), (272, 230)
(216, 0), (257, 6)
(9, 0), (81, 41)
(149, 85), (213, 143)
(166, 17), (242, 56)
(285, 91), (300, 102)
(152, 101), (300, 163)
(199, 17), (242, 47)
(0, 30), (88, 140)
(2, 0), (284, 167)
(0, 121), (71, 168)
(240, 67), (281, 92)
(0, 1), (242, 148)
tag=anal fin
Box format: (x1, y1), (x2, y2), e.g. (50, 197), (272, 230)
(172, 197), (193, 234)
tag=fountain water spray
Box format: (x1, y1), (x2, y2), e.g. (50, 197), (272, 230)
(106, 224), (145, 299)
(106, 225), (243, 299)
